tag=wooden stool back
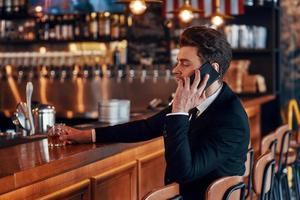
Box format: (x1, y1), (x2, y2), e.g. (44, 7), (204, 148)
(261, 132), (277, 159)
(206, 176), (245, 200)
(244, 147), (254, 198)
(274, 124), (292, 170)
(253, 152), (275, 198)
(143, 183), (179, 200)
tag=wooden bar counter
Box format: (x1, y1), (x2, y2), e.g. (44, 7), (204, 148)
(0, 95), (274, 200)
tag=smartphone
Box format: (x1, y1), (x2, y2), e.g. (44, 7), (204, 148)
(190, 62), (220, 90)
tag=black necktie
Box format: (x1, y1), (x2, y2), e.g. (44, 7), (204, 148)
(189, 107), (198, 121)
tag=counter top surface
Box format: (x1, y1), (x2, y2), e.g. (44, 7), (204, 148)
(0, 95), (274, 195)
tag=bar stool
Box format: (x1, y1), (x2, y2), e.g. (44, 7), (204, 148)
(274, 124), (295, 200)
(142, 183), (180, 200)
(261, 132), (277, 158)
(252, 151), (276, 200)
(244, 146), (254, 200)
(205, 176), (245, 200)
(290, 127), (300, 199)
(260, 132), (278, 200)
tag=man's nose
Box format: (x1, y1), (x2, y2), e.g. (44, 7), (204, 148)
(172, 64), (179, 74)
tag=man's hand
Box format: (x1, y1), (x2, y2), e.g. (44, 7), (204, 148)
(172, 70), (209, 113)
(57, 125), (93, 144)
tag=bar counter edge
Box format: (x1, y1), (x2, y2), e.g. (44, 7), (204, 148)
(0, 95), (275, 200)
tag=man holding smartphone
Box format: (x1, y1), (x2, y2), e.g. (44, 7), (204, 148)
(58, 26), (250, 200)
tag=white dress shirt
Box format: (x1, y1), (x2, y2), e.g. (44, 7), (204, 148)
(167, 84), (223, 118)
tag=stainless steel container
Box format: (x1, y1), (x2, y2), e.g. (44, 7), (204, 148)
(32, 105), (56, 134)
(98, 99), (130, 124)
(118, 100), (131, 122)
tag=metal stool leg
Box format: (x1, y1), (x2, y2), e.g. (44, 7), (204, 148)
(277, 174), (284, 200)
(283, 172), (291, 200)
(272, 176), (280, 200)
(293, 164), (300, 200)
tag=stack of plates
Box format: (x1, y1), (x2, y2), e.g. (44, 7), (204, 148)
(98, 99), (130, 124)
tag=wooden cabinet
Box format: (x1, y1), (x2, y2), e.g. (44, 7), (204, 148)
(91, 161), (137, 200)
(137, 150), (166, 199)
(37, 179), (90, 200)
(0, 138), (166, 200)
(0, 179), (91, 200)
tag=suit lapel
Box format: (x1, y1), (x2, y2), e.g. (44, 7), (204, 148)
(190, 82), (234, 131)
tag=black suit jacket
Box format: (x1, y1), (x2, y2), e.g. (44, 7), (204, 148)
(95, 83), (250, 200)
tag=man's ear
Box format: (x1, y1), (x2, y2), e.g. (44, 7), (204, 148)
(211, 63), (220, 73)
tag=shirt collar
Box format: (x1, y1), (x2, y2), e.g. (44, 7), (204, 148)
(196, 84), (223, 116)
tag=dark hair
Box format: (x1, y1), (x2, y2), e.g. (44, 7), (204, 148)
(180, 26), (232, 78)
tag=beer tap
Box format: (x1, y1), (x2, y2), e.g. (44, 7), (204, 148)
(153, 65), (159, 78)
(127, 65), (134, 83)
(72, 54), (80, 79)
(94, 63), (102, 78)
(105, 64), (113, 78)
(129, 65), (135, 78)
(48, 54), (57, 81)
(59, 56), (67, 82)
(14, 54), (23, 82)
(65, 54), (73, 79)
(41, 56), (50, 78)
(152, 65), (159, 83)
(117, 64), (124, 78)
(140, 65), (147, 83)
(28, 53), (37, 80)
(0, 65), (3, 80)
(82, 64), (89, 79)
(165, 65), (171, 83)
(0, 55), (3, 80)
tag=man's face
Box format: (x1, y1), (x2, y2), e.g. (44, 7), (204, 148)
(172, 46), (202, 83)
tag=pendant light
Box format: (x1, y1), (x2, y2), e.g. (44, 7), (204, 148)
(115, 0), (162, 15)
(168, 0), (203, 23)
(210, 0), (233, 27)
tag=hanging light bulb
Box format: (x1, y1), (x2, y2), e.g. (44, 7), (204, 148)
(129, 0), (147, 15)
(179, 9), (194, 23)
(209, 0), (233, 27)
(168, 0), (202, 24)
(115, 0), (162, 15)
(211, 15), (224, 26)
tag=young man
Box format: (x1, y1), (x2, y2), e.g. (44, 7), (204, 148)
(59, 26), (250, 200)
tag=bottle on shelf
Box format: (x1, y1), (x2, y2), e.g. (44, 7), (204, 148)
(0, 0), (4, 15)
(0, 12), (128, 43)
(24, 20), (36, 41)
(83, 14), (90, 39)
(73, 14), (81, 40)
(54, 15), (62, 40)
(43, 15), (50, 41)
(19, 0), (26, 14)
(98, 12), (111, 39)
(66, 14), (74, 40)
(4, 0), (13, 15)
(0, 20), (5, 39)
(89, 12), (98, 40)
(113, 46), (121, 66)
(119, 14), (127, 38)
(12, 0), (20, 13)
(111, 14), (120, 39)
